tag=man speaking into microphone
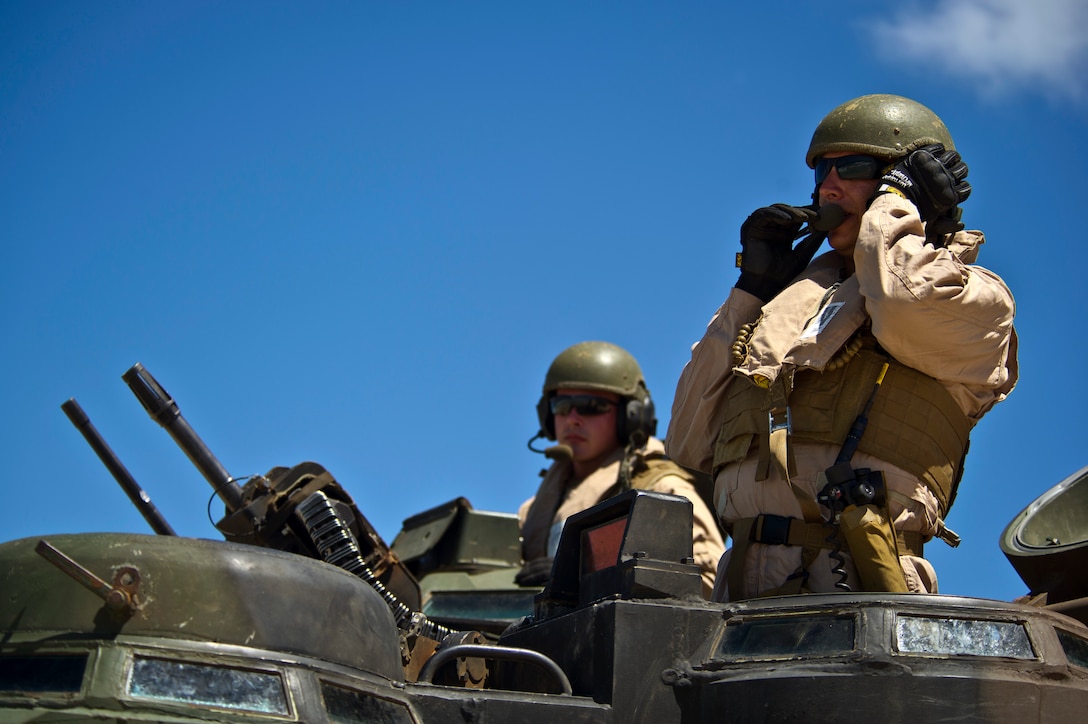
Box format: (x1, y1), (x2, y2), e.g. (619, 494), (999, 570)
(666, 94), (1018, 602)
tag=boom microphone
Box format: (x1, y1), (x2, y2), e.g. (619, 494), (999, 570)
(812, 203), (846, 231)
(792, 203), (846, 240)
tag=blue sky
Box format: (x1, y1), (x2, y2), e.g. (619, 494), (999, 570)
(3, 1), (1087, 602)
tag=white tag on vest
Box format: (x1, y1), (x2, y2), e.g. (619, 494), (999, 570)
(799, 302), (845, 339)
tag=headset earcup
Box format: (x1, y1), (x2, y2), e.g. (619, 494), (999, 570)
(536, 395), (555, 440)
(619, 396), (657, 447)
(643, 396), (657, 438)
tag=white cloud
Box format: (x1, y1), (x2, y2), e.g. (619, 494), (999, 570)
(871, 0), (1088, 102)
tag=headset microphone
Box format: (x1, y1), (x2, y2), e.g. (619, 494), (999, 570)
(793, 203), (846, 240)
(812, 204), (846, 231)
(527, 431), (548, 454)
(546, 444), (573, 461)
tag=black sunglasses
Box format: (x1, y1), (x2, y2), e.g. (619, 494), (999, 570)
(814, 155), (885, 184)
(550, 395), (618, 417)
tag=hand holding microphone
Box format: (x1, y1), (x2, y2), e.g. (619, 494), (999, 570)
(735, 203), (844, 302)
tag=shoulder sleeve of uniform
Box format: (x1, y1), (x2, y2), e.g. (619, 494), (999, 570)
(855, 194), (1016, 400)
(630, 453), (692, 486)
(517, 496), (535, 525)
(631, 455), (716, 519)
(666, 289), (762, 473)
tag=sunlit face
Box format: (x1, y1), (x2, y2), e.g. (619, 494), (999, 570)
(816, 152), (884, 263)
(553, 387), (622, 477)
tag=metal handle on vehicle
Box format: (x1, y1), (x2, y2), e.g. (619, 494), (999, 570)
(416, 644), (573, 695)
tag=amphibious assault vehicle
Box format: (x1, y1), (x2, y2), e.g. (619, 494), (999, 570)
(2, 364), (1086, 722)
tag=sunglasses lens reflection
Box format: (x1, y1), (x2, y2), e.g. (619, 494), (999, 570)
(815, 155), (882, 184)
(550, 395), (616, 417)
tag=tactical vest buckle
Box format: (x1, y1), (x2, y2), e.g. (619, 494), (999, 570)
(768, 406), (792, 435)
(752, 514), (793, 546)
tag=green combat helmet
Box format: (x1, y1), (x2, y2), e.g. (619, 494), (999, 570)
(536, 341), (657, 447)
(806, 93), (956, 168)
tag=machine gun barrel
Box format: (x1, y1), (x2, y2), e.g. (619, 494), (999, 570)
(122, 362), (245, 513)
(61, 397), (177, 536)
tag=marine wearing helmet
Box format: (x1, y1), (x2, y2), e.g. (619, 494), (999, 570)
(805, 93), (956, 168)
(519, 341), (725, 596)
(806, 94), (969, 249)
(666, 94), (1017, 601)
(535, 340), (657, 452)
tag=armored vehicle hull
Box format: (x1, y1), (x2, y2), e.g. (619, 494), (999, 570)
(3, 491), (1088, 723)
(4, 366), (1086, 722)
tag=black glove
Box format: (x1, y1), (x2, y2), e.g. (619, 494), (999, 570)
(515, 557), (553, 587)
(878, 144), (971, 224)
(735, 203), (823, 302)
(925, 208), (967, 242)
